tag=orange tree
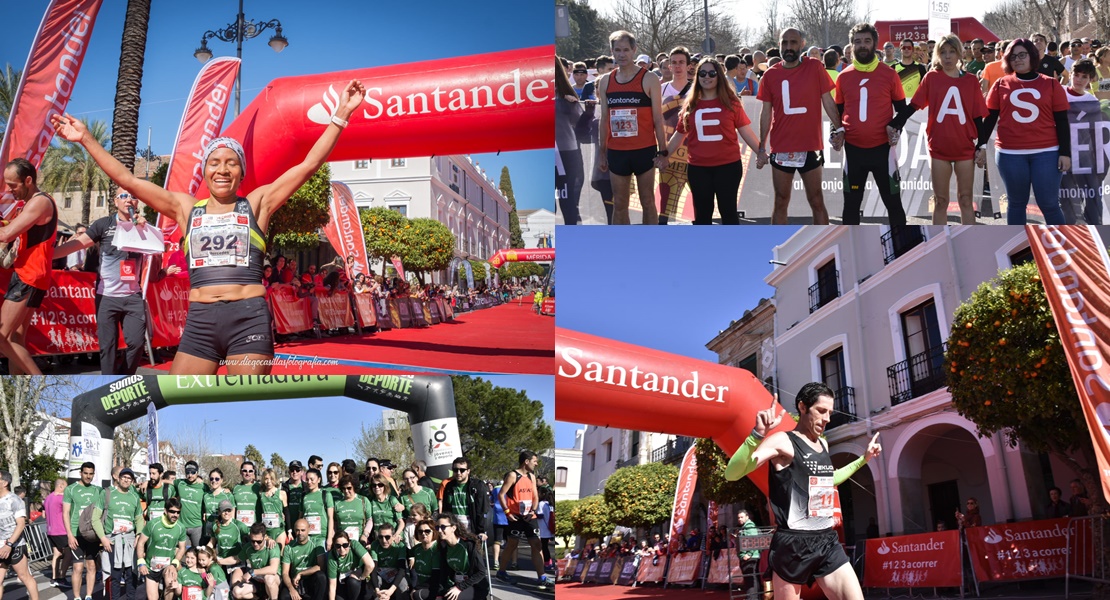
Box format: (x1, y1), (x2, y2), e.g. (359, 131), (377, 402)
(694, 438), (767, 520)
(946, 261), (1102, 505)
(603, 461), (678, 529)
(569, 495), (614, 542)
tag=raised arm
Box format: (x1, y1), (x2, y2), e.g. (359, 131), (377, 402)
(252, 80), (365, 229)
(51, 114), (192, 224)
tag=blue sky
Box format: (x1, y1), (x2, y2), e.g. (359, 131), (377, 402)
(554, 226), (801, 448)
(71, 375), (553, 465)
(1, 0), (552, 211)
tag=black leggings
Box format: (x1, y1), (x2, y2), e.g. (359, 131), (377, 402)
(842, 143), (906, 225)
(558, 149), (585, 225)
(686, 160), (743, 224)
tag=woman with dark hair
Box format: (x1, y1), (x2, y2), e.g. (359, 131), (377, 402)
(977, 38), (1069, 224)
(407, 519), (442, 600)
(366, 474), (403, 543)
(333, 475), (373, 547)
(202, 469), (233, 544)
(661, 57), (759, 224)
(430, 513), (490, 600)
(325, 531), (374, 600)
(269, 256), (286, 285)
(556, 58), (589, 224)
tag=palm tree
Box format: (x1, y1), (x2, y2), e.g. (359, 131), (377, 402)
(108, 0), (151, 193)
(40, 118), (111, 226)
(0, 64), (22, 139)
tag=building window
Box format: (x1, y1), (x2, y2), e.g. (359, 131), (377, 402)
(821, 347), (857, 429)
(387, 417), (395, 427)
(64, 196), (72, 209)
(1009, 246), (1034, 266)
(630, 431), (640, 459)
(588, 451), (596, 472)
(604, 439), (612, 462)
(736, 353), (758, 376)
(388, 205), (408, 217)
(809, 259), (840, 312)
(354, 160), (370, 169)
(390, 158), (406, 168)
(889, 299), (946, 405)
(386, 431), (395, 441)
(556, 467), (567, 487)
(96, 194), (105, 208)
(881, 226), (925, 264)
(820, 347), (846, 392)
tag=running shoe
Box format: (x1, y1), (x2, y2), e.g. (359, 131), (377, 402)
(495, 571), (511, 583)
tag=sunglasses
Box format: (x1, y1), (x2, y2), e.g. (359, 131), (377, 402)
(453, 468), (468, 473)
(417, 529), (433, 535)
(167, 510), (181, 515)
(241, 470), (254, 474)
(436, 525), (451, 531)
(698, 71), (718, 78)
(342, 486), (355, 491)
(209, 477), (221, 482)
(380, 535), (392, 540)
(573, 70), (587, 74)
(327, 470), (339, 475)
(335, 543), (350, 549)
(290, 467), (303, 472)
(116, 193), (134, 201)
(372, 484), (386, 488)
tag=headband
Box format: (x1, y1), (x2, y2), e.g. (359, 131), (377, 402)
(203, 137), (246, 172)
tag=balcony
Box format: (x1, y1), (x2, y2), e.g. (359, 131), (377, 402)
(881, 226), (925, 265)
(651, 436), (694, 464)
(887, 342), (948, 406)
(828, 386), (857, 430)
(616, 454), (641, 469)
(809, 270), (840, 313)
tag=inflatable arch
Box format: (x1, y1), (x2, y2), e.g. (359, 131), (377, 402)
(216, 45), (553, 196)
(67, 375), (462, 487)
(486, 248), (555, 269)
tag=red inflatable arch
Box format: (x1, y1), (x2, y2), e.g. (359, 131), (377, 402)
(218, 45), (553, 195)
(487, 248), (554, 269)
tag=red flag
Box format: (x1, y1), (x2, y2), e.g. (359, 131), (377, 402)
(322, 182), (372, 280)
(156, 56), (241, 261)
(0, 0), (105, 217)
(390, 255), (405, 281)
(1026, 225), (1110, 503)
(667, 444), (698, 553)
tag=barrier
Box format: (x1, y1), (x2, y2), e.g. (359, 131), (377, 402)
(556, 558), (570, 581)
(572, 558), (588, 582)
(23, 520), (52, 565)
(353, 293), (377, 328)
(597, 557), (619, 584)
(863, 529), (961, 588)
(966, 517), (1079, 583)
(636, 555), (667, 584)
(584, 559), (602, 583)
(666, 551), (703, 586)
(317, 291), (355, 330)
(615, 557), (638, 585)
(1066, 514), (1109, 598)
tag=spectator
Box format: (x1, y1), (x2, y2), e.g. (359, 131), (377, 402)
(955, 497), (983, 529)
(1070, 479), (1091, 517)
(1047, 486), (1071, 518)
(44, 479), (71, 588)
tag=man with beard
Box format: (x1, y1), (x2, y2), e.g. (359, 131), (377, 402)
(172, 461), (208, 549)
(835, 23), (907, 225)
(657, 46), (694, 224)
(725, 384), (882, 600)
(756, 28), (842, 224)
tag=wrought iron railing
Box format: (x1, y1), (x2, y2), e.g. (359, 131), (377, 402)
(881, 226), (925, 264)
(887, 342), (948, 405)
(828, 386), (857, 429)
(809, 270), (840, 313)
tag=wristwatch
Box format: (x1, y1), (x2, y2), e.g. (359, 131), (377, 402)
(656, 150), (668, 157)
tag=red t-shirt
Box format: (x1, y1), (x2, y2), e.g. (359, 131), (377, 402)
(910, 71), (989, 161)
(675, 97), (751, 166)
(834, 63), (905, 148)
(757, 57), (835, 153)
(985, 74), (1068, 151)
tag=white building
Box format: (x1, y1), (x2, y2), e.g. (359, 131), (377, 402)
(764, 226), (1103, 542)
(554, 428), (585, 502)
(329, 156), (512, 275)
(518, 208), (556, 249)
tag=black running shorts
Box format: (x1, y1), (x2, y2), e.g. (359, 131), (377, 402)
(607, 146), (657, 176)
(177, 296), (273, 363)
(768, 528), (849, 586)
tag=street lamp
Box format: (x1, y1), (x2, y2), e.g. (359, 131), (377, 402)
(193, 0), (288, 116)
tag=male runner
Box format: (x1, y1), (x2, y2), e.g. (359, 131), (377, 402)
(725, 383), (882, 600)
(657, 46), (694, 224)
(282, 461), (305, 540)
(172, 460), (208, 548)
(136, 497), (187, 600)
(598, 30), (667, 224)
(63, 461), (104, 600)
(279, 519), (326, 600)
(0, 470), (39, 600)
(439, 457), (488, 537)
(757, 28), (843, 224)
(496, 451), (549, 590)
(234, 461), (262, 527)
(92, 468), (144, 600)
(835, 23), (907, 225)
(145, 463), (174, 522)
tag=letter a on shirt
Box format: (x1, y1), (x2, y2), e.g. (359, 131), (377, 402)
(937, 87), (967, 124)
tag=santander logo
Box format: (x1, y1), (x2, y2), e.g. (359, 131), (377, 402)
(984, 529), (1004, 544)
(876, 541), (891, 555)
(307, 85), (341, 125)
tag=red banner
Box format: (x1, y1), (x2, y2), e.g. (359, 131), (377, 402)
(267, 285), (313, 334)
(1027, 226), (1110, 501)
(155, 56), (241, 265)
(148, 274), (189, 347)
(556, 559), (569, 580)
(317, 292), (354, 330)
(487, 247), (556, 268)
(541, 297), (555, 315)
(635, 558), (666, 583)
(0, 0), (105, 170)
(353, 293), (377, 328)
(965, 518), (1076, 582)
(20, 270), (97, 355)
(668, 445), (698, 553)
(220, 46), (552, 195)
(666, 551), (703, 585)
(323, 182), (372, 280)
(705, 555), (745, 585)
(863, 530), (960, 587)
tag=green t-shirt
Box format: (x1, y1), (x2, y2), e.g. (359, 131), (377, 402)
(967, 59), (985, 76)
(212, 518), (249, 559)
(258, 489), (285, 538)
(145, 483), (175, 521)
(232, 483), (262, 526)
(103, 487), (143, 534)
(324, 486), (342, 506)
(202, 489), (235, 526)
(401, 487), (438, 519)
(333, 496), (370, 541)
(370, 540), (407, 570)
(284, 481), (305, 522)
(445, 542), (469, 578)
(141, 517), (187, 571)
(177, 567), (204, 588)
(240, 541), (280, 571)
(325, 539), (369, 579)
(409, 543), (440, 583)
(281, 539), (325, 578)
(366, 497), (400, 532)
(63, 482), (104, 531)
(207, 564), (227, 585)
(444, 484), (469, 516)
(173, 479), (209, 529)
(301, 488), (334, 542)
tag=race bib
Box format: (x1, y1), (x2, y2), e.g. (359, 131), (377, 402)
(807, 476), (836, 517)
(262, 513), (280, 528)
(381, 568), (398, 581)
(120, 258), (138, 282)
(113, 518), (133, 533)
(344, 526), (360, 540)
(151, 556), (171, 571)
(773, 152), (807, 168)
(149, 507), (164, 522)
(188, 212), (250, 269)
(306, 515), (322, 535)
(518, 500), (532, 516)
(610, 109), (638, 138)
(183, 586), (203, 600)
(237, 509), (255, 526)
(456, 515), (471, 532)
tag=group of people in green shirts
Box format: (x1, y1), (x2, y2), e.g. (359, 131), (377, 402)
(58, 455), (501, 600)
